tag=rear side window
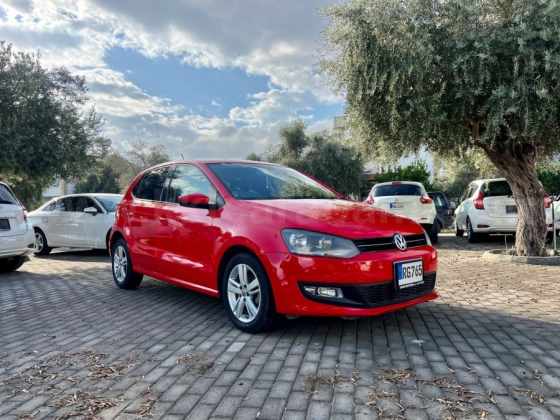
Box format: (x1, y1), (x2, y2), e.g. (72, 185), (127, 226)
(167, 165), (213, 203)
(482, 180), (513, 197)
(51, 198), (71, 212)
(134, 167), (170, 201)
(372, 184), (423, 197)
(0, 184), (18, 205)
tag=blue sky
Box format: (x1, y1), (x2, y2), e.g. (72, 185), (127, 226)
(0, 0), (343, 159)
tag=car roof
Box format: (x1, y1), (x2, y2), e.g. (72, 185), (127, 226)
(373, 181), (425, 188)
(49, 193), (124, 201)
(154, 159), (280, 167)
(471, 178), (506, 184)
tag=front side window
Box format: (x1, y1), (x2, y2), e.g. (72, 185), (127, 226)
(207, 163), (338, 200)
(167, 165), (213, 203)
(96, 196), (122, 212)
(72, 197), (101, 212)
(0, 184), (18, 205)
(372, 184), (423, 197)
(135, 166), (170, 201)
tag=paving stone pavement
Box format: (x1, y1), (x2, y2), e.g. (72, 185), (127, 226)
(2, 234), (560, 419)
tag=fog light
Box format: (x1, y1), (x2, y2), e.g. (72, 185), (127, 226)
(303, 286), (317, 295)
(477, 224), (489, 228)
(317, 287), (343, 298)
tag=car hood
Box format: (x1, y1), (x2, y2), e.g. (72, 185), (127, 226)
(239, 199), (425, 239)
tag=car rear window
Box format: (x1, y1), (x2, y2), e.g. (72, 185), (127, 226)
(482, 181), (512, 197)
(0, 184), (18, 205)
(429, 193), (446, 207)
(372, 184), (423, 197)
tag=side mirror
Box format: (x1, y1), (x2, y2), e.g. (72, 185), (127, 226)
(84, 207), (98, 216)
(178, 193), (210, 209)
(448, 201), (457, 210)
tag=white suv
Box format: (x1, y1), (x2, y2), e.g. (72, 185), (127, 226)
(365, 181), (438, 243)
(0, 181), (35, 272)
(454, 178), (553, 243)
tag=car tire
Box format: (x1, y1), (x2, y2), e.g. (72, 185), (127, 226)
(111, 239), (143, 289)
(467, 219), (481, 243)
(34, 229), (52, 256)
(455, 222), (464, 237)
(428, 223), (439, 244)
(222, 252), (279, 333)
(0, 256), (26, 273)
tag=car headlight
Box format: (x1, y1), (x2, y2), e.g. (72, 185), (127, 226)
(281, 229), (360, 258)
(424, 229), (432, 246)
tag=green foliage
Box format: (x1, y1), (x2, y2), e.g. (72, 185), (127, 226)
(319, 0), (560, 157)
(373, 160), (432, 190)
(73, 141), (171, 194)
(432, 151), (501, 199)
(0, 41), (109, 208)
(244, 152), (262, 162)
(537, 162), (560, 196)
(248, 119), (364, 197)
(74, 163), (121, 194)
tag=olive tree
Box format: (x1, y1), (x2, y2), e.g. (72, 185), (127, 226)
(319, 0), (560, 256)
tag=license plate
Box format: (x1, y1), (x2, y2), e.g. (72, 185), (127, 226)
(0, 219), (10, 231)
(506, 205), (517, 214)
(390, 203), (404, 210)
(394, 260), (424, 289)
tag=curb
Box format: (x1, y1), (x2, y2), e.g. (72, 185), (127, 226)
(482, 249), (560, 266)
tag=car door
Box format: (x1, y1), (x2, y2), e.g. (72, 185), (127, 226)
(68, 197), (105, 247)
(127, 166), (171, 271)
(43, 198), (72, 246)
(455, 185), (474, 230)
(157, 164), (221, 292)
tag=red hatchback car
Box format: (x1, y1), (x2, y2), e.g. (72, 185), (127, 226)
(110, 160), (438, 332)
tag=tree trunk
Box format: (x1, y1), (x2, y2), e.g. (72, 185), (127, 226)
(480, 142), (547, 257)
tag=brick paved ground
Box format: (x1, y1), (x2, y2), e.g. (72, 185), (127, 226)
(2, 234), (560, 419)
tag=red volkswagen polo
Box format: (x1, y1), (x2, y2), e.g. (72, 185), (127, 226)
(110, 160), (437, 332)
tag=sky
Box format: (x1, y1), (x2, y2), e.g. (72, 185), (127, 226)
(0, 0), (344, 159)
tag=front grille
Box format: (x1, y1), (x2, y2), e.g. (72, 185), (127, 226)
(359, 272), (436, 307)
(353, 233), (427, 253)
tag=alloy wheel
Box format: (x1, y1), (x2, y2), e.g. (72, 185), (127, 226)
(227, 263), (261, 323)
(113, 245), (128, 283)
(35, 232), (43, 252)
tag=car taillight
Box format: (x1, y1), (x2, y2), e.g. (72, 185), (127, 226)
(473, 192), (485, 210)
(21, 203), (28, 223)
(447, 209), (453, 215)
(392, 181), (402, 185)
(544, 194), (552, 208)
(420, 193), (433, 204)
(364, 193), (374, 205)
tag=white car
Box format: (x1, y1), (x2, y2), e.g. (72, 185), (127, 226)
(454, 178), (553, 243)
(365, 181), (438, 243)
(28, 194), (123, 255)
(0, 181), (36, 272)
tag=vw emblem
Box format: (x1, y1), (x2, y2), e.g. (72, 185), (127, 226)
(393, 233), (407, 251)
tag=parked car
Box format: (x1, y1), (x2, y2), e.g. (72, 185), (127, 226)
(110, 160), (438, 333)
(0, 181), (35, 272)
(454, 178), (553, 243)
(364, 181), (438, 244)
(428, 191), (456, 230)
(28, 194), (123, 255)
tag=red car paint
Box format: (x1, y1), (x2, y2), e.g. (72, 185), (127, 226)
(110, 160), (437, 317)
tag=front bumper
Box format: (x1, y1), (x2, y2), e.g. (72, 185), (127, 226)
(263, 246), (438, 317)
(0, 229), (36, 259)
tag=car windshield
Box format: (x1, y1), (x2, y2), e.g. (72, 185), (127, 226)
(372, 184), (423, 197)
(207, 163), (339, 200)
(95, 196), (123, 212)
(0, 184), (18, 205)
(429, 193), (446, 207)
(482, 181), (513, 197)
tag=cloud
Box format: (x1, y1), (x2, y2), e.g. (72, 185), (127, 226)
(1, 0), (341, 159)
